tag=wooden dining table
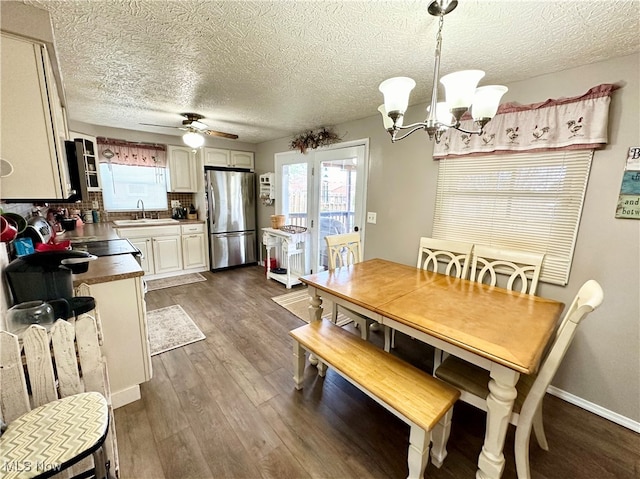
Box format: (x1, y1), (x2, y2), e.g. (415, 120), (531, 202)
(299, 258), (565, 479)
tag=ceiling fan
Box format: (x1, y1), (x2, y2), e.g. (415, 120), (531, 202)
(141, 113), (238, 140)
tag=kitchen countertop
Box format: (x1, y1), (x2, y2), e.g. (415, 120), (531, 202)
(56, 222), (120, 242)
(62, 219), (205, 286)
(57, 219), (206, 242)
(73, 254), (143, 287)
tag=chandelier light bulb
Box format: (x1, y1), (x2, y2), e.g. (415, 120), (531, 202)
(471, 85), (509, 122)
(378, 77), (416, 116)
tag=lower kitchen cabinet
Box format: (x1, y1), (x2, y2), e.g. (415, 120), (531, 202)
(152, 235), (183, 274)
(116, 222), (208, 278)
(182, 233), (206, 269)
(76, 273), (151, 409)
(181, 223), (207, 269)
(129, 238), (153, 274)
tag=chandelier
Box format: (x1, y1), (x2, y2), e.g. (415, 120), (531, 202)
(182, 129), (205, 148)
(378, 0), (507, 143)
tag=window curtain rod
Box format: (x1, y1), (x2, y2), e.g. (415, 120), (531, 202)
(96, 137), (166, 151)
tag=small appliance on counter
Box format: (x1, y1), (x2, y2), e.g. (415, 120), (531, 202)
(24, 216), (53, 245)
(4, 250), (97, 320)
(172, 206), (187, 219)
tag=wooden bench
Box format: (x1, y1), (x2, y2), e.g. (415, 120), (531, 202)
(289, 319), (460, 479)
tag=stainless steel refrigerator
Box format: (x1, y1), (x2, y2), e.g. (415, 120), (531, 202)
(205, 168), (257, 270)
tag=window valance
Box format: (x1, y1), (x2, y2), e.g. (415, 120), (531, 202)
(96, 137), (167, 167)
(433, 84), (619, 159)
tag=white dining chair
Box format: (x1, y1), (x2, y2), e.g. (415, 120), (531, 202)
(324, 233), (377, 339)
(435, 279), (604, 479)
(470, 244), (544, 294)
(432, 245), (544, 372)
(384, 237), (474, 352)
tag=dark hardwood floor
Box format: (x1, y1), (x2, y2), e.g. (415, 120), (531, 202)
(114, 266), (639, 479)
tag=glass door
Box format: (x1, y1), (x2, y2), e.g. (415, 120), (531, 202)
(314, 145), (366, 272)
(275, 140), (367, 273)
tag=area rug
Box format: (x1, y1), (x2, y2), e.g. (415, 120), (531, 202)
(146, 305), (206, 355)
(146, 272), (207, 291)
(272, 288), (352, 326)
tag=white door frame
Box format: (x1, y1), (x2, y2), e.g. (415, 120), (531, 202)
(274, 138), (369, 273)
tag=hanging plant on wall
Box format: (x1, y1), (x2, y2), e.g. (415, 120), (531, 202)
(289, 127), (341, 154)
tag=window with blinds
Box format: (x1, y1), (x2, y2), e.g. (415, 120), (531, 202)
(432, 150), (594, 285)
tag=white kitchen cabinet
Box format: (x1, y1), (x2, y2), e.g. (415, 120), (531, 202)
(1, 33), (71, 200)
(204, 147), (254, 171)
(152, 235), (183, 274)
(204, 147), (230, 168)
(76, 274), (151, 408)
(231, 151), (255, 170)
(116, 223), (208, 278)
(181, 223), (207, 269)
(168, 145), (198, 192)
(70, 131), (102, 191)
(129, 237), (153, 274)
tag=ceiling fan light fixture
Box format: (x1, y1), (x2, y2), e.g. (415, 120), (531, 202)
(182, 131), (205, 148)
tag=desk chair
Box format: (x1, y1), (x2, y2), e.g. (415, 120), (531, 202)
(324, 233), (377, 339)
(435, 279), (603, 479)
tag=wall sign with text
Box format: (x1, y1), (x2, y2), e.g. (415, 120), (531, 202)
(615, 147), (640, 219)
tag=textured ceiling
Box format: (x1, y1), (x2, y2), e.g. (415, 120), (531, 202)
(21, 0), (640, 144)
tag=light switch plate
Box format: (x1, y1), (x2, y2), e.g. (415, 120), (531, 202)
(171, 200), (180, 207)
(367, 212), (377, 224)
(91, 200), (99, 209)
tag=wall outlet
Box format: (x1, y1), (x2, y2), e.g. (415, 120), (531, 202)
(91, 200), (99, 209)
(171, 200), (180, 207)
(367, 212), (377, 224)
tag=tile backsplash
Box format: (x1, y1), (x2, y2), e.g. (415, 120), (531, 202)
(1, 191), (196, 222)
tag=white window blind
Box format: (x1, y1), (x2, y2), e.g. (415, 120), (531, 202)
(432, 150), (593, 285)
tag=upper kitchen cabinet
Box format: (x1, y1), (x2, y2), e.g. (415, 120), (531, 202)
(204, 147), (254, 171)
(168, 145), (198, 192)
(1, 33), (72, 200)
(70, 132), (101, 191)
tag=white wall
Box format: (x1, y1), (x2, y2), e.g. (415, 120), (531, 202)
(255, 53), (640, 426)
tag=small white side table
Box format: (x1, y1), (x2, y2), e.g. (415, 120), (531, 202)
(262, 227), (308, 288)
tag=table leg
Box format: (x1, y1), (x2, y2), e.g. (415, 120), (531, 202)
(292, 341), (306, 390)
(476, 366), (519, 479)
(307, 288), (323, 366)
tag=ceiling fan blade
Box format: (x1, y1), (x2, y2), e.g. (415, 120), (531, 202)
(204, 130), (239, 140)
(140, 122), (179, 129)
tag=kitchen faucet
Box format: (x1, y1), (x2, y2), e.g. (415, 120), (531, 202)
(136, 199), (145, 219)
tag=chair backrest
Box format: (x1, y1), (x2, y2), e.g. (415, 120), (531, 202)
(325, 232), (362, 270)
(416, 237), (474, 279)
(470, 245), (544, 294)
(518, 280), (603, 428)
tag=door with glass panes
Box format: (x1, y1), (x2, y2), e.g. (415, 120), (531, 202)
(275, 141), (367, 273)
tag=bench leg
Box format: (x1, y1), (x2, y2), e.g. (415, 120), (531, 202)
(430, 407), (453, 468)
(407, 425), (430, 479)
(293, 341), (306, 390)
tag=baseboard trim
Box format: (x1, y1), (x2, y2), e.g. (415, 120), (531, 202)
(547, 386), (640, 433)
(111, 385), (141, 409)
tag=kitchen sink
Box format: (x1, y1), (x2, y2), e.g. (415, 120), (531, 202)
(112, 218), (180, 227)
